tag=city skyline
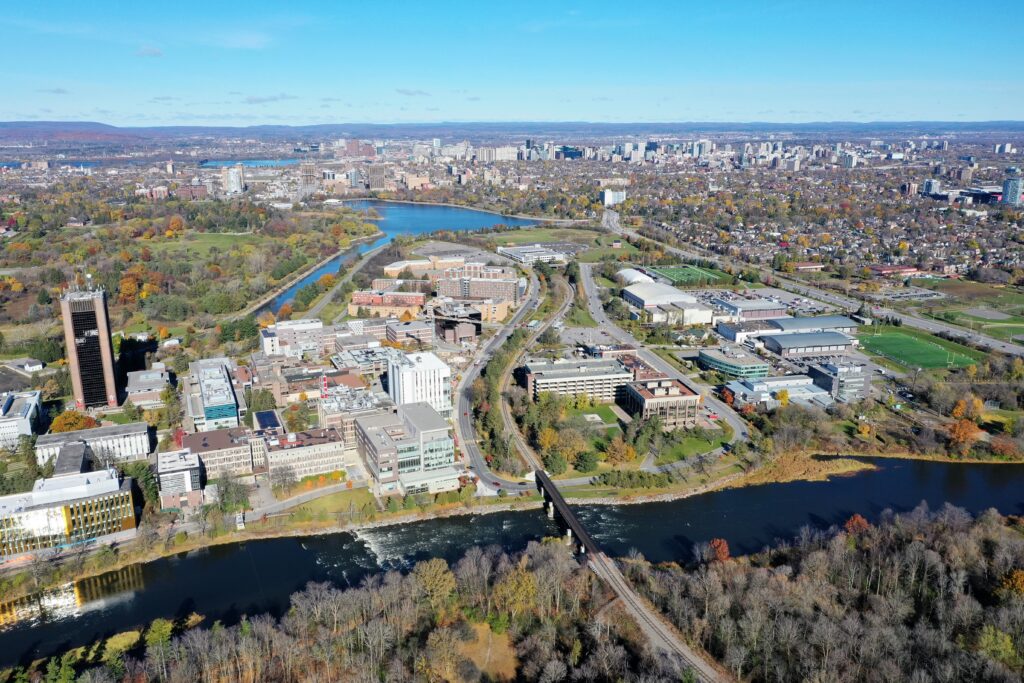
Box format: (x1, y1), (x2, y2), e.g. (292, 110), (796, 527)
(4, 0), (1022, 126)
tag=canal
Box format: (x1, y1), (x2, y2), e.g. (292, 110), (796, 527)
(266, 200), (538, 312)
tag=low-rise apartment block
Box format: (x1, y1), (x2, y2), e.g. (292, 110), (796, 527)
(348, 291), (426, 318)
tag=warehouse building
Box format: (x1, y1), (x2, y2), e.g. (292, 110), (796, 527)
(622, 282), (697, 310)
(761, 332), (855, 358)
(711, 297), (788, 321)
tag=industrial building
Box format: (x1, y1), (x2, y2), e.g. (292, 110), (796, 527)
(761, 332), (855, 358)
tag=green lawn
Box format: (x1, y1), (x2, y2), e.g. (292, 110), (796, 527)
(293, 487), (375, 516)
(568, 404), (619, 425)
(147, 232), (261, 256)
(564, 302), (598, 327)
(857, 326), (983, 369)
(655, 424), (733, 466)
(491, 227), (601, 245)
(595, 275), (618, 288)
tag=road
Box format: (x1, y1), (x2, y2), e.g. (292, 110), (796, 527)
(577, 263), (750, 453)
(453, 272), (543, 492)
(303, 242), (388, 320)
(605, 213), (1024, 357)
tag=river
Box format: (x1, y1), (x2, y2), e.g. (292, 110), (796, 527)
(2, 458), (1023, 666)
(266, 200), (538, 313)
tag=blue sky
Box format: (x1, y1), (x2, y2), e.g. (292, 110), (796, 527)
(4, 1), (1021, 125)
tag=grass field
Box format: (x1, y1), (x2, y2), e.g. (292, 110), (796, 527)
(491, 227), (601, 245)
(147, 232), (261, 256)
(577, 235), (640, 262)
(564, 302), (598, 327)
(857, 326), (983, 369)
(649, 264), (729, 285)
(568, 404), (619, 425)
(292, 487), (376, 516)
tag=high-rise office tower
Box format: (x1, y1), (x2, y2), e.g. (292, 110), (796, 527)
(1004, 177), (1023, 207)
(60, 288), (118, 409)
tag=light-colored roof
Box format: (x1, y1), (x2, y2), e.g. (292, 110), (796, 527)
(623, 282), (697, 306)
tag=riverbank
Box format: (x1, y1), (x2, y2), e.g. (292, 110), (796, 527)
(230, 230), (383, 318)
(344, 196), (590, 225)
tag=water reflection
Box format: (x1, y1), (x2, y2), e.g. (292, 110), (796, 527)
(0, 564), (144, 629)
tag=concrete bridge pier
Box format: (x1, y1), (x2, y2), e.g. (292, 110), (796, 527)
(564, 527), (573, 546)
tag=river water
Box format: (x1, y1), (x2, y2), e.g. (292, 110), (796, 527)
(2, 458), (1023, 666)
(266, 200), (537, 312)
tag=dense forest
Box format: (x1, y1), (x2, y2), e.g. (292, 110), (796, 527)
(626, 504), (1024, 682)
(11, 541), (694, 683)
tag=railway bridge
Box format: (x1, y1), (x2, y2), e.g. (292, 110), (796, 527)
(534, 470), (727, 682)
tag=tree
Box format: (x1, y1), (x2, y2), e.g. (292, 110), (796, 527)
(604, 434), (637, 464)
(948, 419), (982, 455)
(412, 557), (456, 614)
(708, 538), (730, 563)
(145, 618), (174, 679)
(50, 410), (99, 433)
(976, 625), (1017, 666)
(574, 450), (598, 473)
(277, 303), (293, 320)
(122, 399), (141, 422)
(537, 427), (558, 453)
(844, 513), (871, 535)
(776, 389), (790, 407)
(494, 564), (537, 621)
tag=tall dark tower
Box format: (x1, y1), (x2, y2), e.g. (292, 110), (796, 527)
(60, 287), (118, 410)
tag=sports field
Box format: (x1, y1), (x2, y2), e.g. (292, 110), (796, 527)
(858, 329), (979, 369)
(649, 264), (727, 285)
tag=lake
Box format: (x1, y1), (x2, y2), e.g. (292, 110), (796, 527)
(266, 200), (537, 313)
(2, 458), (1023, 666)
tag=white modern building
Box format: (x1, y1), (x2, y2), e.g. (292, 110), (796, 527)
(386, 352), (452, 418)
(35, 422), (150, 468)
(601, 189), (627, 206)
(0, 390), (42, 450)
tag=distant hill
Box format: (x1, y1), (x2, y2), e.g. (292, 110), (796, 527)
(1, 119), (1024, 143)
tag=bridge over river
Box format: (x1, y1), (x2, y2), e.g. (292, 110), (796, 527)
(535, 470), (727, 682)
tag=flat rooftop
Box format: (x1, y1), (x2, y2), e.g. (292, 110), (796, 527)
(763, 331), (854, 348)
(36, 421), (148, 447)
